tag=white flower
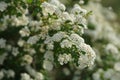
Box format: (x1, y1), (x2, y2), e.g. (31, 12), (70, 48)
(27, 35), (39, 45)
(80, 43), (96, 65)
(79, 0), (84, 4)
(79, 43), (95, 57)
(58, 54), (72, 65)
(49, 19), (61, 30)
(46, 43), (54, 50)
(7, 69), (15, 78)
(19, 26), (30, 37)
(60, 39), (72, 48)
(43, 60), (53, 71)
(44, 36), (53, 44)
(77, 44), (96, 69)
(75, 15), (87, 28)
(17, 6), (29, 14)
(44, 51), (54, 61)
(41, 2), (56, 16)
(61, 12), (73, 21)
(59, 3), (66, 11)
(25, 65), (44, 80)
(0, 71), (4, 80)
(50, 0), (60, 6)
(105, 44), (119, 54)
(0, 38), (6, 48)
(0, 15), (9, 31)
(22, 55), (33, 65)
(52, 32), (66, 42)
(78, 54), (90, 69)
(71, 4), (87, 15)
(110, 72), (120, 80)
(114, 62), (120, 71)
(29, 21), (41, 32)
(104, 69), (114, 79)
(70, 33), (84, 44)
(21, 73), (33, 80)
(18, 39), (25, 47)
(92, 72), (100, 80)
(35, 72), (44, 80)
(11, 15), (29, 26)
(12, 47), (19, 56)
(50, 0), (66, 11)
(0, 53), (7, 65)
(0, 1), (7, 12)
(24, 48), (36, 55)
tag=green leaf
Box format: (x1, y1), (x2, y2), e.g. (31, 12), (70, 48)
(27, 0), (33, 4)
(78, 24), (85, 28)
(84, 11), (93, 18)
(65, 20), (71, 23)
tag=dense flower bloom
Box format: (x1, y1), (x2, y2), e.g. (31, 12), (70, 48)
(0, 0), (96, 79)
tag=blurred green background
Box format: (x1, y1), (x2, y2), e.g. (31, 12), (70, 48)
(102, 0), (120, 22)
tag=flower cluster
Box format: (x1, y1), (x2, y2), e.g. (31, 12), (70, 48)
(0, 0), (96, 79)
(51, 0), (120, 80)
(65, 1), (120, 80)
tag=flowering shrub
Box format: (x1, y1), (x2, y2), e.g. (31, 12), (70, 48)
(56, 0), (120, 80)
(0, 0), (96, 80)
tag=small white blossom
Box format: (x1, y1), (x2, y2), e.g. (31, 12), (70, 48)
(0, 15), (9, 31)
(61, 12), (73, 21)
(7, 69), (15, 78)
(0, 1), (7, 12)
(71, 4), (87, 15)
(12, 47), (19, 56)
(59, 4), (66, 11)
(44, 51), (54, 61)
(0, 38), (6, 48)
(92, 72), (101, 80)
(105, 44), (119, 54)
(41, 2), (56, 16)
(77, 45), (96, 69)
(22, 55), (33, 65)
(70, 33), (84, 45)
(19, 26), (30, 37)
(43, 60), (53, 71)
(78, 54), (89, 69)
(11, 15), (29, 26)
(50, 0), (60, 6)
(0, 53), (7, 65)
(114, 62), (120, 71)
(52, 32), (66, 42)
(79, 0), (84, 4)
(58, 54), (72, 65)
(60, 39), (72, 48)
(49, 19), (61, 30)
(21, 73), (33, 80)
(25, 65), (44, 80)
(35, 72), (44, 80)
(44, 36), (53, 44)
(27, 35), (39, 45)
(18, 39), (25, 47)
(46, 43), (54, 50)
(103, 69), (114, 79)
(0, 71), (4, 80)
